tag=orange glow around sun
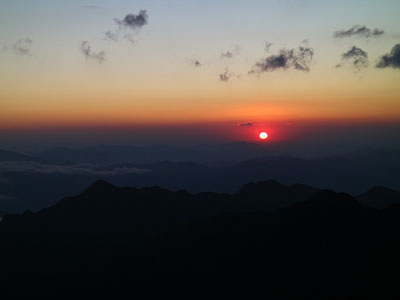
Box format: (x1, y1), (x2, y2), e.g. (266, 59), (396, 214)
(259, 132), (268, 140)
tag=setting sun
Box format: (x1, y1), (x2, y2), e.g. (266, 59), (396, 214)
(259, 132), (268, 140)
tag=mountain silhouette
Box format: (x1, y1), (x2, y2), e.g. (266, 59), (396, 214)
(358, 186), (400, 209)
(1, 179), (400, 298)
(232, 179), (318, 211)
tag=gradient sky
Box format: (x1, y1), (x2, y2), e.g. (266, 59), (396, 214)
(1, 0), (400, 148)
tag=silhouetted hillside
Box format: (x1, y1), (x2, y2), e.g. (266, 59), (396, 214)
(358, 186), (400, 209)
(233, 180), (318, 211)
(1, 180), (400, 298)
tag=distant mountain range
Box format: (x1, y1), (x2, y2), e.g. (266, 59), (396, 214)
(1, 179), (400, 298)
(32, 143), (278, 164)
(0, 148), (42, 162)
(1, 146), (400, 212)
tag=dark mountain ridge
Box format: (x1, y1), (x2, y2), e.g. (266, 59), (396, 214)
(2, 179), (400, 298)
(358, 185), (400, 209)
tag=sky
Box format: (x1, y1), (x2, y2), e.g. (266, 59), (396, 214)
(1, 0), (400, 150)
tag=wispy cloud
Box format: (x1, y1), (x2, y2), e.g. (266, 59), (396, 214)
(0, 161), (149, 176)
(336, 46), (369, 72)
(237, 122), (254, 127)
(221, 51), (233, 59)
(104, 30), (119, 42)
(220, 45), (241, 59)
(187, 58), (202, 67)
(334, 25), (385, 39)
(219, 69), (232, 82)
(80, 41), (105, 63)
(10, 38), (33, 56)
(376, 44), (400, 69)
(265, 41), (273, 53)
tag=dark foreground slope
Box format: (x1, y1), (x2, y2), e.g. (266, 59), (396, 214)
(1, 181), (400, 299)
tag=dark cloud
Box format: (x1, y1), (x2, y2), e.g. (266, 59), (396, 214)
(238, 122), (254, 127)
(80, 41), (105, 63)
(334, 25), (385, 39)
(11, 38), (33, 56)
(115, 10), (148, 30)
(250, 45), (314, 74)
(108, 10), (149, 44)
(219, 69), (232, 82)
(376, 44), (400, 69)
(336, 46), (369, 71)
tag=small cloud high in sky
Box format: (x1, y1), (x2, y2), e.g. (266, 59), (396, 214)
(10, 38), (33, 56)
(250, 44), (314, 74)
(334, 25), (385, 39)
(0, 0), (400, 147)
(115, 10), (148, 29)
(80, 41), (106, 63)
(336, 46), (369, 72)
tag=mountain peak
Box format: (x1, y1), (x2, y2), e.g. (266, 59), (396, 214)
(83, 180), (118, 195)
(365, 186), (397, 194)
(358, 186), (400, 209)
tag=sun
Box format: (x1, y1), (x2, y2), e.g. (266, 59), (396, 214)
(259, 132), (268, 140)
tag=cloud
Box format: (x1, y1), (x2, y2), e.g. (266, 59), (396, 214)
(336, 46), (369, 71)
(80, 41), (105, 63)
(238, 122), (254, 127)
(115, 10), (148, 30)
(376, 44), (400, 69)
(250, 44), (314, 74)
(11, 38), (33, 56)
(220, 45), (241, 59)
(104, 30), (119, 42)
(0, 161), (149, 176)
(219, 69), (232, 82)
(265, 42), (273, 52)
(334, 25), (385, 39)
(123, 33), (137, 44)
(221, 51), (233, 59)
(106, 10), (149, 44)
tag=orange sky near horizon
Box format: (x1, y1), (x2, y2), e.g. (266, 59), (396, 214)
(1, 0), (400, 135)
